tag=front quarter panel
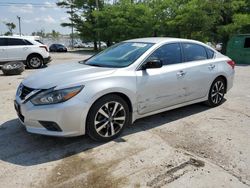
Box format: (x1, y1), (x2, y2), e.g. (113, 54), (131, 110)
(77, 69), (137, 121)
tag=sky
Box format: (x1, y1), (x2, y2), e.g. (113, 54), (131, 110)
(0, 0), (71, 35)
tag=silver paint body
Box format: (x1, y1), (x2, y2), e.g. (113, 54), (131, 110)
(15, 38), (235, 136)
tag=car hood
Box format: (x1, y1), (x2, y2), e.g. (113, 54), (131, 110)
(22, 62), (117, 89)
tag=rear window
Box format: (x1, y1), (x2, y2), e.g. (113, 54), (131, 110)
(244, 38), (250, 48)
(206, 48), (215, 59)
(182, 43), (207, 62)
(35, 40), (44, 44)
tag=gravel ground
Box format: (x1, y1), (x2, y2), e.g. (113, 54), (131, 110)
(0, 52), (249, 188)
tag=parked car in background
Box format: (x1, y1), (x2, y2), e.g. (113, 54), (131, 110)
(73, 41), (84, 48)
(82, 42), (94, 48)
(49, 44), (67, 52)
(0, 36), (51, 69)
(15, 37), (235, 141)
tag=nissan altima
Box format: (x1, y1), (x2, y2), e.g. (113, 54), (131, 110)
(14, 37), (235, 141)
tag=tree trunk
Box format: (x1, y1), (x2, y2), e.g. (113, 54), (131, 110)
(94, 41), (98, 51)
(107, 41), (112, 47)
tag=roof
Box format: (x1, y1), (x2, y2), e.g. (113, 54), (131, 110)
(0, 36), (40, 40)
(125, 37), (201, 44)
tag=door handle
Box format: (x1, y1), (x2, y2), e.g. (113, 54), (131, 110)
(23, 47), (28, 50)
(208, 64), (215, 70)
(177, 70), (186, 77)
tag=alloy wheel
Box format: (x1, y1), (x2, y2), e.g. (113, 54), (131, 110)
(211, 80), (225, 104)
(94, 101), (126, 137)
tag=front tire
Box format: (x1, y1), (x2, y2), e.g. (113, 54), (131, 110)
(27, 55), (43, 69)
(86, 94), (130, 142)
(206, 77), (226, 107)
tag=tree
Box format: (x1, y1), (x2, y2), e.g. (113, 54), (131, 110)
(51, 30), (60, 39)
(4, 22), (16, 35)
(215, 0), (250, 52)
(93, 0), (154, 45)
(57, 0), (104, 50)
(56, 0), (250, 52)
(32, 29), (46, 37)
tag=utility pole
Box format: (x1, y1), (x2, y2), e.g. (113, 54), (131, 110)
(70, 5), (74, 49)
(17, 16), (21, 36)
(95, 0), (101, 50)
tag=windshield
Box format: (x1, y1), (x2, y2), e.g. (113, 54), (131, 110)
(83, 42), (154, 68)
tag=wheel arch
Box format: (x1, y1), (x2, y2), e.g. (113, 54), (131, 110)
(215, 75), (227, 93)
(26, 53), (44, 62)
(89, 92), (133, 114)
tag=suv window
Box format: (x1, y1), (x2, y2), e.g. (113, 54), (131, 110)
(182, 43), (207, 62)
(35, 40), (43, 44)
(7, 38), (32, 46)
(148, 43), (182, 65)
(206, 48), (215, 59)
(0, 38), (7, 46)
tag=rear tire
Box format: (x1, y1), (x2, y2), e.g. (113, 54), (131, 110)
(206, 77), (226, 107)
(86, 94), (130, 142)
(27, 55), (43, 69)
(1, 62), (25, 75)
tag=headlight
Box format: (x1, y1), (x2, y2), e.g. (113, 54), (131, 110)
(31, 86), (84, 105)
(16, 83), (23, 97)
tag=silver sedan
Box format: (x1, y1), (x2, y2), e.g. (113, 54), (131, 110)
(14, 37), (235, 141)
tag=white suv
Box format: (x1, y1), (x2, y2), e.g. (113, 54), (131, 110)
(0, 36), (51, 69)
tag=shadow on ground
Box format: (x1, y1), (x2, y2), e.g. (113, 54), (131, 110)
(0, 103), (211, 166)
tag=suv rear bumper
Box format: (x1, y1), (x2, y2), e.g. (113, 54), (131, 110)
(44, 56), (52, 64)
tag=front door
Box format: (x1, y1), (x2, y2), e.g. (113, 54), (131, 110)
(136, 43), (185, 115)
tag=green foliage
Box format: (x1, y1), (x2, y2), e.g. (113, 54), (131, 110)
(4, 22), (16, 35)
(57, 0), (250, 49)
(94, 1), (154, 43)
(31, 29), (46, 37)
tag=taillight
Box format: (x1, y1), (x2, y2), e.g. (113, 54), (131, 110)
(39, 45), (48, 52)
(227, 60), (235, 69)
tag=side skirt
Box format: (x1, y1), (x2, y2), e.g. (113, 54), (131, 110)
(132, 96), (208, 123)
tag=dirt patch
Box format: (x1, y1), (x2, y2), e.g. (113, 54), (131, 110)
(147, 158), (205, 187)
(151, 120), (230, 167)
(42, 146), (144, 188)
(41, 152), (125, 188)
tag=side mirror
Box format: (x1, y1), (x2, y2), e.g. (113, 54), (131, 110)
(142, 59), (163, 70)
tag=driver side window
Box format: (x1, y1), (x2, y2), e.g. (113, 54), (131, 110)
(148, 43), (182, 65)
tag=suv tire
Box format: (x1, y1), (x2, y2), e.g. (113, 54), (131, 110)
(27, 55), (43, 69)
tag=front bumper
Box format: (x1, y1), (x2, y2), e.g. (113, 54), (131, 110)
(14, 94), (90, 137)
(44, 56), (52, 64)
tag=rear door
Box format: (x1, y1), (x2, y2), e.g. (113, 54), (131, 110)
(5, 38), (32, 61)
(0, 38), (8, 62)
(180, 42), (217, 102)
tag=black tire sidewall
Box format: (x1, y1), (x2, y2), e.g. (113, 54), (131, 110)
(86, 94), (130, 142)
(2, 62), (25, 75)
(207, 77), (225, 107)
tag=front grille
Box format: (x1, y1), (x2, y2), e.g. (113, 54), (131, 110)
(20, 85), (35, 100)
